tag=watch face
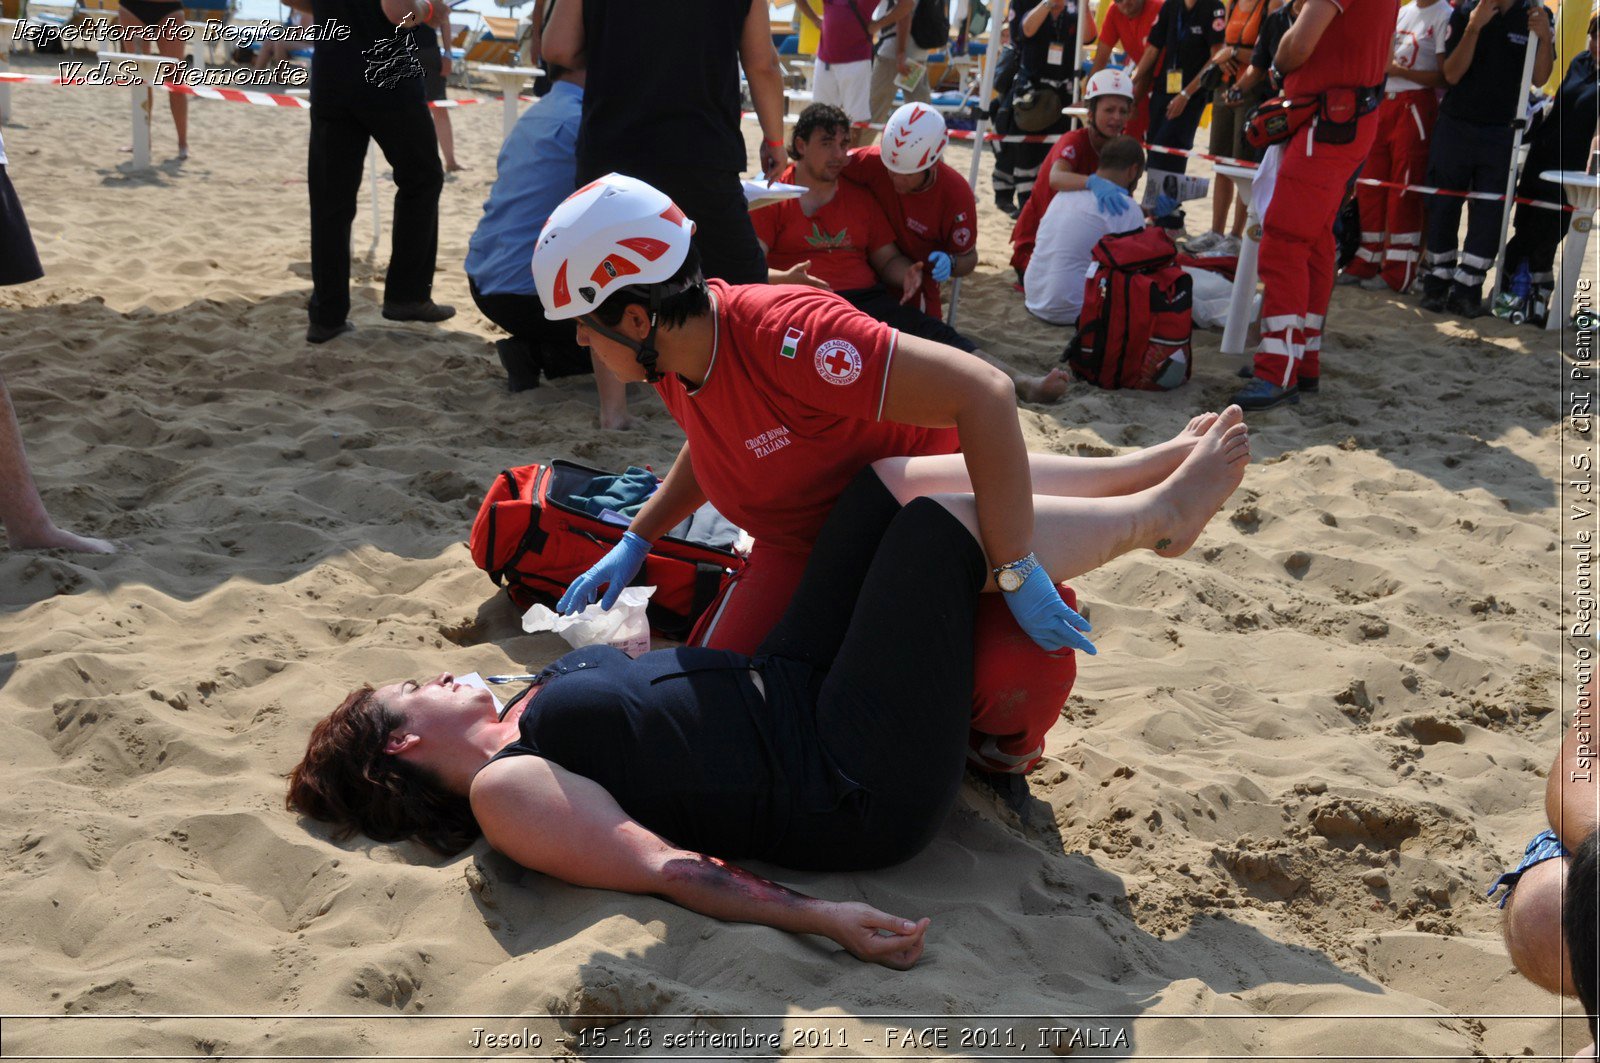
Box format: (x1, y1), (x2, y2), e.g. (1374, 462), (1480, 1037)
(998, 568), (1024, 593)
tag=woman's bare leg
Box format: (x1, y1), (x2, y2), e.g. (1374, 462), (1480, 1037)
(926, 406), (1249, 587)
(0, 378), (115, 553)
(873, 410), (1221, 502)
(155, 12), (188, 155)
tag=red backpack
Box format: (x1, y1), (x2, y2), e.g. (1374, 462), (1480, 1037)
(1064, 227), (1194, 391)
(469, 460), (747, 640)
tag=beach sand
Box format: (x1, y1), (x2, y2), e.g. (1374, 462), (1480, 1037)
(0, 56), (1593, 1059)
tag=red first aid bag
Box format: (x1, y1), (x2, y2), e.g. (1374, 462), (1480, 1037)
(469, 460), (746, 640)
(1064, 227), (1194, 391)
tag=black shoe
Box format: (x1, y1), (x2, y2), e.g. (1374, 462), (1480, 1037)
(1419, 287), (1448, 313)
(1237, 363), (1317, 394)
(382, 300), (457, 323)
(1445, 284), (1484, 319)
(306, 319), (354, 344)
(495, 338), (542, 393)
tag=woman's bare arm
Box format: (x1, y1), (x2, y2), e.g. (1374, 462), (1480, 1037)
(471, 757), (930, 968)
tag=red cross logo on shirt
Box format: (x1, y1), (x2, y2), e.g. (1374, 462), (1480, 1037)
(814, 338), (864, 386)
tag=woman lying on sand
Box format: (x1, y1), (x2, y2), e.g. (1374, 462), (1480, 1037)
(288, 414), (1249, 969)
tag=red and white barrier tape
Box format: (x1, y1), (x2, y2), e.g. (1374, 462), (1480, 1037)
(3, 72), (1584, 214)
(1142, 141), (1576, 214)
(0, 70), (529, 108)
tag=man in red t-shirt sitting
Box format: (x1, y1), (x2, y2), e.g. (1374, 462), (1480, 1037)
(1009, 68), (1137, 279)
(755, 103), (1069, 403)
(841, 103), (977, 321)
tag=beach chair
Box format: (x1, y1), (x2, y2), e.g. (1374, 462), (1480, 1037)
(66, 0), (117, 54)
(459, 14), (526, 79)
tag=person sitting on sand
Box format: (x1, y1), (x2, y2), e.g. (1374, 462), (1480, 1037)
(753, 103), (1070, 405)
(1024, 136), (1148, 327)
(840, 103), (977, 322)
(289, 411), (1252, 968)
(1490, 684), (1597, 1061)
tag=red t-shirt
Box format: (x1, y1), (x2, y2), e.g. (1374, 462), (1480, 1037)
(1100, 0), (1164, 56)
(751, 172), (896, 292)
(1009, 127), (1100, 273)
(842, 146), (979, 317)
(1283, 0), (1399, 97)
(654, 280), (959, 554)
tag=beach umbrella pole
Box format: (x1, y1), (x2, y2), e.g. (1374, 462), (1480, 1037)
(1490, 30), (1540, 303)
(950, 0), (1011, 327)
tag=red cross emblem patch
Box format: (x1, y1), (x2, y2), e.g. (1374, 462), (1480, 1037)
(814, 338), (863, 386)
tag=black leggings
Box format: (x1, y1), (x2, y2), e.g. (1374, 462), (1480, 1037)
(757, 468), (988, 869)
(838, 286), (980, 354)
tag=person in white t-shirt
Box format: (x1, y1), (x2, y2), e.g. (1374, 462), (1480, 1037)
(1024, 135), (1148, 325)
(1338, 0), (1454, 293)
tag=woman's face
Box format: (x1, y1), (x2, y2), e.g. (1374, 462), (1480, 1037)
(375, 673), (498, 736)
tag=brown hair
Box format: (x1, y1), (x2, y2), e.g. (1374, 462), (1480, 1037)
(1099, 135), (1146, 174)
(286, 684), (481, 855)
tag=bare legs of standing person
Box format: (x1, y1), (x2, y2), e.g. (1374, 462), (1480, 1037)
(118, 4), (189, 159)
(0, 377), (114, 554)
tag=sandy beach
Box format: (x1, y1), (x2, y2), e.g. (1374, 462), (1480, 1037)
(0, 53), (1595, 1059)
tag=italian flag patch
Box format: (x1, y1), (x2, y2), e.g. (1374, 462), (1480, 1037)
(780, 327), (803, 359)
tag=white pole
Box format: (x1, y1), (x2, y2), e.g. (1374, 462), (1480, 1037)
(1071, 0), (1087, 104)
(368, 150), (381, 259)
(1489, 30), (1540, 303)
(130, 83), (152, 170)
(950, 0), (1011, 327)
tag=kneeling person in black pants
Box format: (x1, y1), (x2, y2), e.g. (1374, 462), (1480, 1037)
(289, 409), (1251, 968)
(753, 104), (1070, 404)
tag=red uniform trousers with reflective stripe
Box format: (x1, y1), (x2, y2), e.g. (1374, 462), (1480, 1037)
(1253, 114), (1379, 388)
(690, 539), (1078, 775)
(1344, 89), (1437, 293)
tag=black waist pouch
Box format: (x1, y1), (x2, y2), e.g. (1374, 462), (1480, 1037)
(1314, 86), (1379, 145)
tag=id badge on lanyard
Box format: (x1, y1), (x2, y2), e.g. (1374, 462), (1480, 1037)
(1048, 41), (1065, 65)
(1166, 2), (1185, 94)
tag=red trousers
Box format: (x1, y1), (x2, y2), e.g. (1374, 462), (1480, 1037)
(1253, 116), (1378, 388)
(1344, 90), (1437, 293)
(691, 540), (1078, 775)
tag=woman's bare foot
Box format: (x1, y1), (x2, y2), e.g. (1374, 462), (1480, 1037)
(1014, 366), (1071, 404)
(598, 411), (636, 432)
(1149, 404), (1249, 558)
(7, 521), (117, 554)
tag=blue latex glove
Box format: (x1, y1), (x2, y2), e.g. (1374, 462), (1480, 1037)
(557, 531), (651, 614)
(1086, 174), (1133, 216)
(1152, 193), (1180, 218)
(927, 250), (953, 283)
(1002, 564), (1097, 655)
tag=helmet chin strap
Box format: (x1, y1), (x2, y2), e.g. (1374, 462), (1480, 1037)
(581, 286), (666, 384)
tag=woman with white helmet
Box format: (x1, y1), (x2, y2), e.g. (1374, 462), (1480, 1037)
(536, 172), (1242, 795)
(1010, 67), (1138, 278)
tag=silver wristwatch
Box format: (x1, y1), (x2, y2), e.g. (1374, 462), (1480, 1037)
(994, 553), (1041, 593)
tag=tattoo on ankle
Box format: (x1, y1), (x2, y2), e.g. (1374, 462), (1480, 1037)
(1155, 538), (1172, 550)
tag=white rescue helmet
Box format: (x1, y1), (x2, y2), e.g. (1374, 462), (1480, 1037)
(881, 102), (949, 175)
(533, 172), (696, 322)
(1084, 68), (1135, 105)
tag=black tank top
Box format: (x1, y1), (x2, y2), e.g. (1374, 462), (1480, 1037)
(487, 646), (855, 860)
(576, 0), (752, 178)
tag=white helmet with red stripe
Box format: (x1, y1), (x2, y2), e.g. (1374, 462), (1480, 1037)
(1084, 68), (1135, 104)
(533, 173), (696, 322)
(881, 102), (949, 175)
